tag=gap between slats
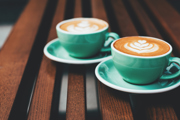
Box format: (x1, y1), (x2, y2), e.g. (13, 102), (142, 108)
(50, 0), (102, 120)
(119, 0), (180, 120)
(8, 0), (58, 119)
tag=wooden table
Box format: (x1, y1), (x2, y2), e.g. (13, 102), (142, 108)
(1, 0), (180, 119)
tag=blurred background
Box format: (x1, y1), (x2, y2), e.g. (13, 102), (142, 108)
(0, 0), (28, 49)
(0, 0), (180, 49)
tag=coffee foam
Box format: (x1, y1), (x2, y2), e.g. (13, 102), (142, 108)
(114, 36), (170, 57)
(60, 19), (107, 33)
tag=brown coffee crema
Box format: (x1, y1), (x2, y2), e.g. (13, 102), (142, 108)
(60, 19), (107, 33)
(114, 36), (170, 57)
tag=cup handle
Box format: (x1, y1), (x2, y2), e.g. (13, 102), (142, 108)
(101, 32), (120, 52)
(160, 57), (180, 79)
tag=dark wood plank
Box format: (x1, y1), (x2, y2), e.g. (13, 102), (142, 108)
(1, 0), (180, 120)
(27, 0), (66, 119)
(48, 0), (70, 119)
(139, 1), (180, 119)
(65, 1), (85, 119)
(80, 0), (102, 119)
(92, 0), (134, 119)
(109, 0), (138, 36)
(142, 0), (180, 57)
(127, 0), (175, 57)
(125, 0), (162, 38)
(92, 0), (109, 22)
(8, 0), (58, 119)
(74, 0), (82, 17)
(0, 0), (49, 119)
(91, 0), (111, 32)
(120, 0), (178, 119)
(101, 0), (178, 120)
(66, 65), (85, 120)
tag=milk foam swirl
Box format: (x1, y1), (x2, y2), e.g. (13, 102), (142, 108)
(66, 21), (99, 33)
(124, 40), (159, 53)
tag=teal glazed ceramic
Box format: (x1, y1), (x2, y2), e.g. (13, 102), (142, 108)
(95, 58), (180, 94)
(111, 36), (180, 84)
(43, 38), (112, 64)
(56, 18), (119, 58)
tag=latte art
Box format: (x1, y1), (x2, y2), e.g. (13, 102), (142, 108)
(60, 18), (107, 33)
(124, 40), (159, 53)
(66, 21), (99, 33)
(114, 36), (170, 57)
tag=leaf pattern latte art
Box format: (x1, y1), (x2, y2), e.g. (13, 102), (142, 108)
(124, 40), (159, 53)
(66, 21), (99, 33)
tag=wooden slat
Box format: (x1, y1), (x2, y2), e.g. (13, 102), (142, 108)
(124, 1), (177, 119)
(137, 1), (180, 119)
(110, 0), (138, 36)
(66, 65), (85, 120)
(142, 0), (180, 57)
(74, 0), (82, 18)
(101, 0), (178, 120)
(92, 0), (108, 21)
(27, 0), (66, 119)
(65, 0), (85, 119)
(1, 0), (180, 120)
(0, 0), (48, 119)
(128, 0), (175, 58)
(91, 0), (134, 119)
(91, 0), (111, 32)
(125, 0), (162, 38)
(80, 1), (102, 119)
(8, 0), (58, 119)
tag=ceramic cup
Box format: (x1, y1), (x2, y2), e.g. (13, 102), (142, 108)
(56, 18), (119, 58)
(111, 36), (180, 84)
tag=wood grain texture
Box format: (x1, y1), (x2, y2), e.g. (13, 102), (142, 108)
(91, 0), (111, 32)
(27, 0), (66, 119)
(91, 0), (133, 119)
(66, 65), (85, 120)
(91, 0), (108, 21)
(1, 0), (180, 119)
(126, 0), (162, 38)
(143, 0), (180, 57)
(74, 0), (82, 18)
(110, 0), (138, 36)
(0, 0), (48, 119)
(98, 84), (133, 120)
(66, 0), (85, 119)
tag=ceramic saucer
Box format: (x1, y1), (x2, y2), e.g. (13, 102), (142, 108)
(95, 58), (180, 94)
(44, 38), (112, 64)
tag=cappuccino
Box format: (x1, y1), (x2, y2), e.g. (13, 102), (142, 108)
(114, 36), (170, 57)
(60, 18), (107, 33)
(56, 18), (119, 58)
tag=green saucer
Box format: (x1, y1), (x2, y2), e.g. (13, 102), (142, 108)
(44, 38), (112, 64)
(95, 58), (180, 94)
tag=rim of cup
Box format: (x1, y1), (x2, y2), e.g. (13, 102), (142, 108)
(111, 36), (172, 59)
(56, 18), (109, 35)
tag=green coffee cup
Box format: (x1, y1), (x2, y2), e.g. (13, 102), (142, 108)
(111, 36), (180, 84)
(56, 18), (119, 58)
